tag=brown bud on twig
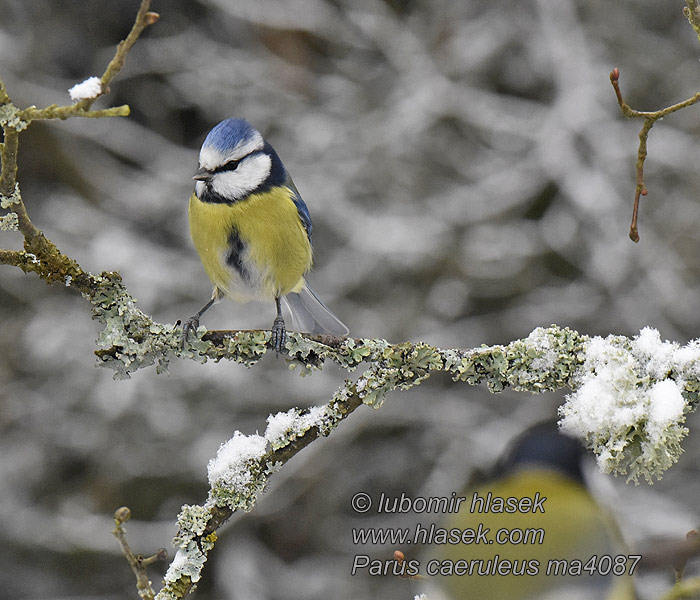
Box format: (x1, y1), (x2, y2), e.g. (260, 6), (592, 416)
(145, 12), (160, 25)
(114, 506), (131, 524)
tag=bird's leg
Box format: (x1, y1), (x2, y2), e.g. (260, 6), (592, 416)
(181, 293), (217, 347)
(270, 296), (286, 354)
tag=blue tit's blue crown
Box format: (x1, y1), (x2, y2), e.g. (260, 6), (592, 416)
(203, 118), (258, 153)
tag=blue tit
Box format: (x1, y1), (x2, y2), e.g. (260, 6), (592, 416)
(428, 422), (636, 600)
(182, 118), (348, 352)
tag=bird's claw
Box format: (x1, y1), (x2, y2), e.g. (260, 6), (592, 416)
(181, 315), (201, 349)
(270, 316), (286, 354)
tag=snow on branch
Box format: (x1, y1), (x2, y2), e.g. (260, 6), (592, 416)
(83, 271), (696, 487)
(147, 319), (696, 596)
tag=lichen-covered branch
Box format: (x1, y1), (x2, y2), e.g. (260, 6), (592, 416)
(0, 6), (163, 595)
(85, 273), (696, 488)
(157, 389), (366, 600)
(684, 0), (700, 44)
(0, 0), (157, 272)
(142, 320), (695, 597)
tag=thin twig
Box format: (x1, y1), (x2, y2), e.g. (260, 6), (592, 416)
(112, 507), (167, 600)
(0, 1), (158, 296)
(684, 0), (700, 45)
(79, 0), (159, 111)
(0, 126), (18, 196)
(19, 104), (130, 121)
(0, 79), (10, 105)
(609, 67), (700, 242)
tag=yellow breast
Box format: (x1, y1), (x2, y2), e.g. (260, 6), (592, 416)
(188, 186), (312, 301)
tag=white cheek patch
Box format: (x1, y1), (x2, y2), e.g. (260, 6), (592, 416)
(211, 153), (272, 201)
(194, 180), (206, 197)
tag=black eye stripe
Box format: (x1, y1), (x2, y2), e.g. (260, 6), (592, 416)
(212, 159), (241, 174)
(210, 149), (266, 175)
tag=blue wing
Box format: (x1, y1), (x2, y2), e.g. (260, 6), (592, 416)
(285, 174), (313, 244)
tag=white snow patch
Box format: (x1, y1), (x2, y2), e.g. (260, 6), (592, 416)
(647, 380), (685, 437)
(68, 76), (102, 101)
(560, 328), (692, 481)
(207, 431), (268, 489)
(265, 406), (329, 449)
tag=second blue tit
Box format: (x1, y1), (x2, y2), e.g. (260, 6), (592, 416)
(428, 422), (637, 600)
(183, 118), (348, 351)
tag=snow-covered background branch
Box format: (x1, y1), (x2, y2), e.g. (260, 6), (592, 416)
(3, 1), (700, 599)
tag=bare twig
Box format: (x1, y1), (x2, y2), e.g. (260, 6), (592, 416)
(19, 104), (130, 122)
(638, 529), (700, 573)
(609, 67), (700, 242)
(0, 0), (158, 296)
(78, 2), (159, 111)
(112, 507), (167, 600)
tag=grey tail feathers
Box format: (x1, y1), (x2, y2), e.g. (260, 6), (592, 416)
(281, 285), (349, 337)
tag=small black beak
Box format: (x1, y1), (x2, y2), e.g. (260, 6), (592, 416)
(193, 167), (211, 181)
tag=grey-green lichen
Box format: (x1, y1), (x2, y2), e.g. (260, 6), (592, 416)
(0, 103), (29, 131)
(354, 340), (443, 407)
(1, 182), (20, 208)
(159, 504), (215, 598)
(0, 212), (18, 230)
(85, 275), (697, 485)
(449, 326), (585, 393)
(285, 333), (377, 376)
(204, 330), (268, 366)
(90, 275), (279, 377)
(89, 274), (181, 379)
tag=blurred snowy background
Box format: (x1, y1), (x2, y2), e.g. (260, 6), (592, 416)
(2, 0), (700, 598)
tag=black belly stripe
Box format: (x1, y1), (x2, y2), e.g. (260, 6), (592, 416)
(226, 228), (250, 282)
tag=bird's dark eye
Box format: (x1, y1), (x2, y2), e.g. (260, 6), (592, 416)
(214, 159), (240, 173)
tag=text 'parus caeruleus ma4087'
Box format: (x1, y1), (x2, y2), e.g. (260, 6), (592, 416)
(182, 118), (349, 352)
